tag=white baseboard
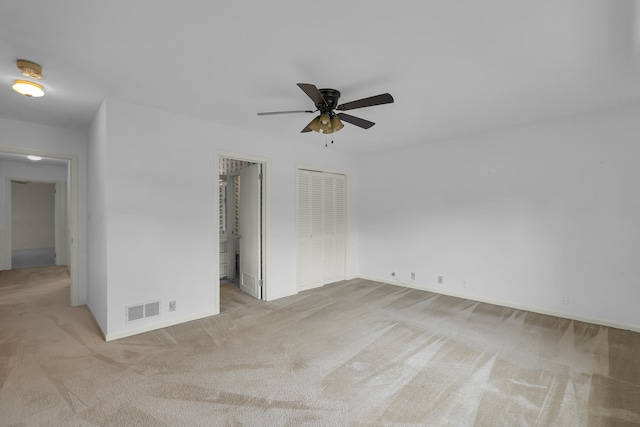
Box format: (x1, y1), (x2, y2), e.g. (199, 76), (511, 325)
(105, 309), (218, 342)
(86, 303), (107, 340)
(267, 290), (298, 301)
(357, 275), (640, 334)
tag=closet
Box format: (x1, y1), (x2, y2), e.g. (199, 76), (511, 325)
(296, 169), (346, 290)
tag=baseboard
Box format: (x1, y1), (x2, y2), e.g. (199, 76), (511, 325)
(266, 289), (298, 301)
(105, 309), (218, 342)
(86, 303), (107, 340)
(357, 275), (640, 334)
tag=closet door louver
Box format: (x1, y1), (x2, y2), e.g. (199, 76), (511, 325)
(310, 172), (324, 287)
(296, 169), (346, 290)
(296, 171), (312, 288)
(333, 174), (346, 282)
(323, 173), (336, 282)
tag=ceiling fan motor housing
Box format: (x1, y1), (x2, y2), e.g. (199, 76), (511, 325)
(318, 89), (341, 115)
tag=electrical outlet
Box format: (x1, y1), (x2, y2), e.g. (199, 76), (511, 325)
(461, 280), (467, 288)
(438, 275), (444, 284)
(411, 272), (415, 280)
(169, 301), (176, 311)
(561, 295), (569, 305)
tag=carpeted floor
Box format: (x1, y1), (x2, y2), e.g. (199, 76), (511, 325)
(1, 266), (639, 426)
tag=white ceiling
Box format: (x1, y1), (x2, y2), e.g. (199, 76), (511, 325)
(1, 1), (640, 152)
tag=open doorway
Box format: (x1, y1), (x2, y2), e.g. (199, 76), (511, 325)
(218, 154), (268, 306)
(0, 150), (80, 306)
(10, 181), (59, 269)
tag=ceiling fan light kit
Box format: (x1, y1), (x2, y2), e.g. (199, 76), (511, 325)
(12, 59), (45, 97)
(258, 83), (393, 137)
(330, 116), (344, 132)
(308, 115), (345, 135)
(307, 116), (322, 133)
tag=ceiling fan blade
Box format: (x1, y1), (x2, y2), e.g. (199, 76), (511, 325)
(297, 83), (327, 107)
(300, 116), (317, 133)
(337, 93), (394, 111)
(257, 110), (314, 116)
(337, 113), (375, 129)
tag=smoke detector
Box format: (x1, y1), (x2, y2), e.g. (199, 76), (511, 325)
(16, 59), (44, 80)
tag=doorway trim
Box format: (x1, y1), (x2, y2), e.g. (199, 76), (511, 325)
(215, 150), (270, 312)
(0, 147), (80, 306)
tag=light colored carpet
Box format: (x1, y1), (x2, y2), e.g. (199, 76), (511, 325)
(1, 266), (639, 426)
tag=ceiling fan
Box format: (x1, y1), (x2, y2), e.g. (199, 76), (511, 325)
(258, 83), (394, 134)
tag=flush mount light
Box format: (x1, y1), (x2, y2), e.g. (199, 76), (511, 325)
(27, 155), (42, 161)
(17, 60), (44, 79)
(13, 80), (45, 97)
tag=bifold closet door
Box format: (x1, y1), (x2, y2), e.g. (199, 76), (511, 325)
(296, 169), (346, 291)
(330, 173), (346, 283)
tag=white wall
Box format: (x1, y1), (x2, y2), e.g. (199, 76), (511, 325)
(355, 105), (640, 331)
(0, 117), (88, 304)
(100, 99), (357, 339)
(87, 101), (108, 333)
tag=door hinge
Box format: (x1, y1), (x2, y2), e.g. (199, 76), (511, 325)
(259, 173), (263, 181)
(258, 279), (264, 287)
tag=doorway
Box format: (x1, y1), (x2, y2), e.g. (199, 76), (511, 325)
(218, 153), (268, 306)
(10, 181), (58, 269)
(0, 150), (80, 306)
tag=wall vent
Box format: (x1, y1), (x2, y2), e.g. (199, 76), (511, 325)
(126, 301), (161, 323)
(145, 302), (160, 317)
(127, 305), (144, 322)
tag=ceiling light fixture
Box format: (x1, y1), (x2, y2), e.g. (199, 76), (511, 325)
(307, 116), (322, 133)
(13, 80), (45, 97)
(17, 60), (44, 79)
(308, 113), (343, 134)
(12, 60), (45, 97)
(330, 116), (344, 133)
(27, 155), (43, 162)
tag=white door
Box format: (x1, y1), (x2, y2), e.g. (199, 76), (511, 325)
(239, 164), (262, 299)
(333, 174), (346, 281)
(296, 170), (325, 290)
(296, 171), (312, 288)
(310, 172), (324, 286)
(296, 169), (346, 290)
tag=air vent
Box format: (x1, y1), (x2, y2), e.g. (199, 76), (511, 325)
(145, 302), (160, 317)
(126, 301), (161, 323)
(127, 305), (144, 322)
